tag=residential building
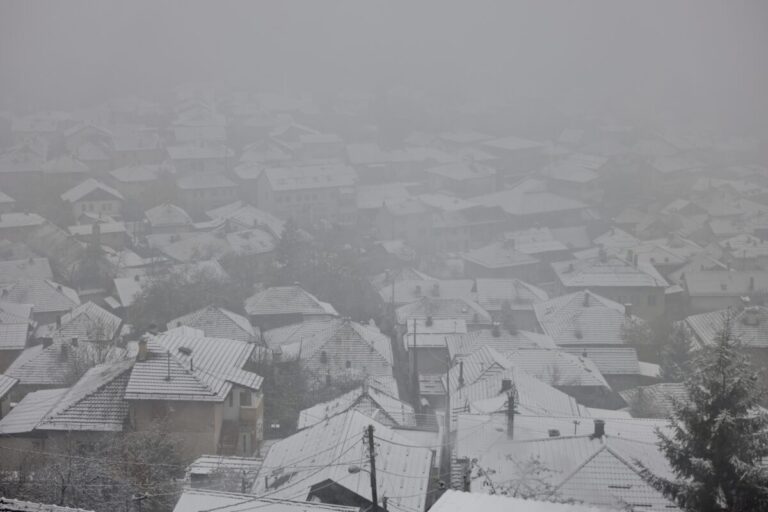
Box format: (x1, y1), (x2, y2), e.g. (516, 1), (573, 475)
(256, 165), (357, 227)
(1, 279), (81, 324)
(681, 271), (768, 313)
(245, 285), (338, 330)
(173, 489), (359, 512)
(424, 161), (497, 197)
(462, 239), (540, 281)
(176, 173), (239, 216)
(0, 212), (47, 241)
(0, 374), (17, 419)
(61, 178), (124, 221)
(126, 328), (264, 458)
(35, 301), (122, 344)
(0, 302), (33, 371)
(551, 251), (668, 320)
(473, 278), (549, 331)
(167, 144), (234, 175)
(168, 305), (259, 343)
(145, 203), (194, 234)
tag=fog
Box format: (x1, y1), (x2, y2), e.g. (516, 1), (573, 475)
(2, 0), (768, 129)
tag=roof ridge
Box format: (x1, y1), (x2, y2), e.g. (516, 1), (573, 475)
(552, 443), (608, 491)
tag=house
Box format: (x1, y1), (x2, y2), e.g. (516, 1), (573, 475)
(41, 155), (91, 189)
(145, 203), (194, 234)
(718, 233), (768, 270)
(63, 123), (114, 172)
(299, 132), (345, 160)
(473, 278), (549, 331)
(35, 301), (122, 345)
(61, 178), (124, 221)
(0, 359), (133, 468)
(176, 173), (239, 216)
(619, 382), (688, 418)
(0, 143), (46, 200)
(298, 377), (415, 429)
(0, 212), (47, 241)
(1, 279), (81, 324)
(0, 302), (33, 371)
(251, 410), (433, 512)
(168, 305), (259, 343)
(109, 164), (166, 208)
(541, 153), (605, 203)
(173, 489), (359, 512)
(396, 296), (492, 329)
(452, 416), (677, 510)
(111, 127), (164, 167)
(167, 143), (234, 175)
(551, 251), (668, 320)
(480, 135), (547, 178)
(205, 202), (286, 239)
(682, 271), (768, 313)
(561, 346), (652, 392)
(462, 240), (540, 281)
(68, 221), (128, 250)
(245, 285), (338, 330)
(126, 328), (264, 458)
(271, 317), (394, 390)
(424, 161), (497, 197)
(402, 317), (468, 376)
(256, 165), (358, 227)
(377, 278), (475, 308)
(0, 257), (53, 285)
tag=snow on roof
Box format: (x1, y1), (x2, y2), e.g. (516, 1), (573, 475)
(430, 490), (618, 512)
(473, 278), (549, 312)
(251, 410), (433, 512)
(145, 203), (193, 228)
(263, 164), (356, 191)
(168, 305), (257, 343)
(534, 290), (640, 348)
(0, 257), (53, 285)
(37, 301), (122, 343)
(124, 328), (262, 401)
(1, 279), (80, 315)
(425, 161), (496, 181)
(0, 212), (46, 230)
(552, 254), (668, 289)
(0, 374), (18, 400)
(396, 296), (492, 326)
(0, 388), (68, 434)
(176, 172), (236, 190)
(173, 489), (358, 512)
(61, 178), (123, 202)
(0, 498), (94, 512)
(482, 135), (545, 152)
(462, 240), (540, 270)
(245, 286), (338, 317)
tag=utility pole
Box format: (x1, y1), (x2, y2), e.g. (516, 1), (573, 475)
(411, 319), (419, 413)
(366, 425), (379, 512)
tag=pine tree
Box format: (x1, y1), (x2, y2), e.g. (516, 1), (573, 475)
(641, 313), (768, 511)
(660, 322), (694, 382)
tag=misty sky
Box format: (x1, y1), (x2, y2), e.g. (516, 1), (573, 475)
(2, 0), (767, 128)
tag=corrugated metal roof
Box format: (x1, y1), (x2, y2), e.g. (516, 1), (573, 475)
(2, 279), (80, 315)
(504, 349), (609, 388)
(169, 305), (257, 343)
(553, 255), (668, 289)
(473, 278), (549, 312)
(0, 498), (94, 512)
(0, 374), (18, 400)
(562, 347), (641, 376)
(0, 258), (52, 284)
(245, 286), (338, 317)
(534, 291), (639, 347)
(37, 301), (122, 343)
(686, 306), (768, 348)
(396, 297), (492, 325)
(251, 410), (433, 512)
(187, 455), (263, 476)
(0, 323), (30, 351)
(124, 329), (262, 402)
(446, 329), (557, 361)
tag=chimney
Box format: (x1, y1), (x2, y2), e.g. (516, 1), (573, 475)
(137, 335), (149, 362)
(548, 429), (560, 438)
(592, 419), (605, 439)
(491, 322), (501, 337)
(500, 378), (513, 393)
(71, 337), (78, 347)
(458, 361), (465, 388)
(506, 389), (515, 440)
(624, 303), (632, 317)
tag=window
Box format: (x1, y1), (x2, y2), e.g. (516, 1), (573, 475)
(320, 351), (328, 364)
(239, 390), (252, 407)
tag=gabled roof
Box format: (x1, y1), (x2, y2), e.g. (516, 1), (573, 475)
(534, 290), (640, 347)
(1, 279), (80, 315)
(379, 278), (474, 305)
(395, 296), (492, 325)
(280, 318), (393, 367)
(61, 178), (123, 203)
(619, 382), (689, 418)
(0, 388), (68, 434)
(552, 255), (668, 289)
(0, 212), (46, 230)
(251, 410), (433, 512)
(177, 172), (236, 190)
(686, 306), (768, 348)
(446, 345), (514, 391)
(504, 348), (609, 388)
(0, 258), (52, 285)
(298, 378), (414, 429)
(124, 328), (262, 402)
(35, 359), (132, 431)
(206, 202), (286, 238)
(41, 155), (89, 175)
(561, 346), (641, 376)
(471, 185), (587, 217)
(473, 278), (549, 312)
(263, 316), (337, 350)
(245, 286), (338, 317)
(168, 305), (257, 342)
(37, 301), (122, 343)
(446, 328), (557, 360)
(109, 164), (162, 183)
(5, 341), (130, 387)
(145, 203), (193, 228)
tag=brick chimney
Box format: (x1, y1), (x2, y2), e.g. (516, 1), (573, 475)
(137, 335), (149, 362)
(506, 389), (516, 440)
(458, 361), (465, 388)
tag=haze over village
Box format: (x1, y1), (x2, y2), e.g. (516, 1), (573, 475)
(1, 2), (768, 512)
